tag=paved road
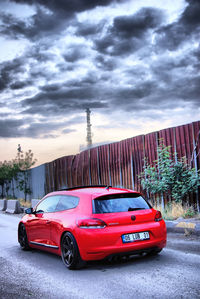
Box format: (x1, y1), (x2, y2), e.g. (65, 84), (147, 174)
(0, 213), (200, 299)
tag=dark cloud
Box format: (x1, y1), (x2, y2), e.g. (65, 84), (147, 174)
(40, 83), (62, 92)
(0, 118), (80, 138)
(26, 44), (58, 62)
(0, 8), (68, 40)
(116, 81), (156, 101)
(10, 80), (32, 90)
(0, 58), (26, 91)
(21, 97), (107, 116)
(173, 76), (200, 103)
(3, 0), (126, 40)
(10, 0), (125, 16)
(94, 7), (164, 56)
(111, 7), (163, 39)
(0, 12), (27, 40)
(0, 0), (200, 141)
(21, 121), (69, 137)
(0, 112), (9, 117)
(20, 80), (108, 117)
(75, 20), (105, 37)
(62, 128), (76, 134)
(63, 46), (86, 62)
(95, 55), (117, 70)
(156, 0), (200, 50)
(150, 55), (190, 84)
(0, 118), (24, 137)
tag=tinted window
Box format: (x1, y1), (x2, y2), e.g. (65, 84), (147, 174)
(93, 194), (151, 214)
(35, 196), (60, 213)
(55, 195), (79, 212)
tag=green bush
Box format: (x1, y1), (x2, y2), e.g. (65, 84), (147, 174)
(139, 141), (200, 204)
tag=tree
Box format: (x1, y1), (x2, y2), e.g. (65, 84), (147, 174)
(15, 149), (37, 201)
(0, 162), (8, 198)
(0, 160), (20, 198)
(139, 142), (200, 206)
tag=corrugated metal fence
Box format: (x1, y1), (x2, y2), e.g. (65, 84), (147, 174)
(44, 120), (200, 209)
(1, 121), (199, 208)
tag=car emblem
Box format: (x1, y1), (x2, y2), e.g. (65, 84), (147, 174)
(131, 215), (136, 221)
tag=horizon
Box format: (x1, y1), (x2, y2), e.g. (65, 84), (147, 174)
(0, 0), (200, 165)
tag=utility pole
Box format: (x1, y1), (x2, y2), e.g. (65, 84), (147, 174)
(86, 108), (92, 148)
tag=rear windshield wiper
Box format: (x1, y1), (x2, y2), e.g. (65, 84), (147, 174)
(128, 207), (145, 211)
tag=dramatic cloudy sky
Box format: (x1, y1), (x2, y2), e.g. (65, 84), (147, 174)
(0, 0), (200, 165)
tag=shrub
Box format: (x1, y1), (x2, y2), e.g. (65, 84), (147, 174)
(139, 141), (200, 206)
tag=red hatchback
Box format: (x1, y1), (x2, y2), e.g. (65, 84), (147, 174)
(18, 186), (167, 269)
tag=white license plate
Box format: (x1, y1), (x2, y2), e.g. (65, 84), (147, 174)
(122, 231), (150, 243)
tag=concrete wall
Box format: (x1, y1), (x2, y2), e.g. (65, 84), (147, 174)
(0, 164), (45, 200)
(30, 164), (46, 199)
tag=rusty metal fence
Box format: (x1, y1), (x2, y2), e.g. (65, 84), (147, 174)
(44, 120), (200, 209)
(1, 121), (198, 207)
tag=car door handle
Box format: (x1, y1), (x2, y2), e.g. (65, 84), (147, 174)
(46, 220), (51, 224)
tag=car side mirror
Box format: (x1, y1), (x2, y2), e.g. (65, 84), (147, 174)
(25, 207), (34, 214)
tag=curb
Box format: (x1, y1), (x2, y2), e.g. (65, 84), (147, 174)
(166, 220), (200, 236)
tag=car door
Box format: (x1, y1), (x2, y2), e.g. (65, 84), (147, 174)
(26, 196), (60, 246)
(50, 195), (80, 247)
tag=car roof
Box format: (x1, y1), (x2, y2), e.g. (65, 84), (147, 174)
(44, 186), (141, 200)
(63, 186), (140, 197)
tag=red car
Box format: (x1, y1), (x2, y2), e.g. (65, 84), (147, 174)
(18, 186), (167, 269)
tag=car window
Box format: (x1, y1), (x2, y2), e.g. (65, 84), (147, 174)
(55, 195), (79, 212)
(93, 194), (151, 214)
(35, 196), (60, 213)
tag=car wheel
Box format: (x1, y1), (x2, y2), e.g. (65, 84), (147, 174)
(61, 232), (84, 270)
(18, 224), (30, 250)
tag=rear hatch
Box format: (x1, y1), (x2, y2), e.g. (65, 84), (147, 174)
(92, 193), (155, 227)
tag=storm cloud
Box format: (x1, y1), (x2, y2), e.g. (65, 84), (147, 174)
(0, 0), (200, 140)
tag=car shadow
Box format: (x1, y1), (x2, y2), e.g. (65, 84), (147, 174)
(86, 251), (166, 271)
(13, 245), (167, 272)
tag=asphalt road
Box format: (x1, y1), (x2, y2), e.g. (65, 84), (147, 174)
(0, 213), (200, 299)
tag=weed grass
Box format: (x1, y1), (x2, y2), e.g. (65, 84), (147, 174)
(153, 201), (198, 220)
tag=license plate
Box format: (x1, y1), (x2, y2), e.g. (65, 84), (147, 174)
(122, 231), (150, 243)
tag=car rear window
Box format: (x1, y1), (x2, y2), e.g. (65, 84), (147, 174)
(93, 193), (151, 214)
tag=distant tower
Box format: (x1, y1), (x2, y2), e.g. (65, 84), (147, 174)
(86, 108), (92, 148)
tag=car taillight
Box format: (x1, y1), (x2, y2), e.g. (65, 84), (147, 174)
(155, 210), (162, 222)
(77, 218), (106, 229)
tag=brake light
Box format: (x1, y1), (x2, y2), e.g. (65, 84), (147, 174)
(77, 218), (106, 229)
(155, 210), (162, 222)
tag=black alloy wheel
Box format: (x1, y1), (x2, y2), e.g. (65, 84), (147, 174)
(61, 232), (84, 270)
(18, 224), (30, 250)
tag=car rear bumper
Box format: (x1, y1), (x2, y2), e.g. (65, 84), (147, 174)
(82, 238), (166, 260)
(76, 221), (167, 261)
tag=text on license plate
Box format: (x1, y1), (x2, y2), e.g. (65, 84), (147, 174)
(122, 231), (150, 243)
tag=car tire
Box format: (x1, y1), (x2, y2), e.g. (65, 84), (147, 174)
(61, 232), (85, 270)
(18, 223), (30, 250)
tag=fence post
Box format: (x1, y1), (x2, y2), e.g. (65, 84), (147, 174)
(130, 153), (134, 190)
(192, 123), (200, 213)
(108, 144), (112, 186)
(97, 147), (101, 185)
(156, 132), (164, 210)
